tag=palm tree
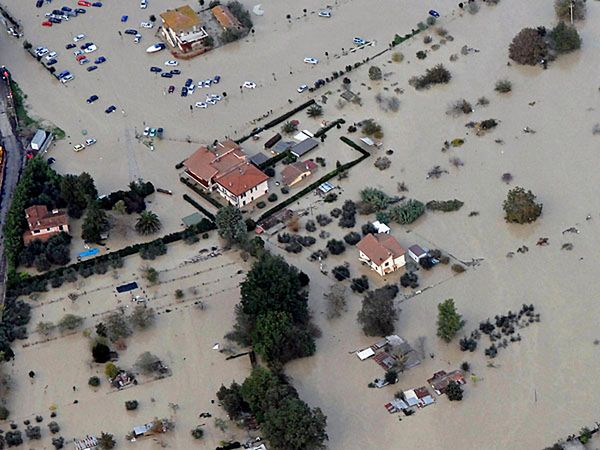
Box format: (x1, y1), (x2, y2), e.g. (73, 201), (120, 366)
(135, 211), (162, 235)
(98, 432), (116, 450)
(281, 121), (298, 134)
(307, 105), (323, 118)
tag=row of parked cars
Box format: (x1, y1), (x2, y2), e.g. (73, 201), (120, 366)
(41, 3), (100, 27)
(178, 76), (222, 96)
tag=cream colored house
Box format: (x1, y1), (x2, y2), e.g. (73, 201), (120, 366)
(356, 233), (406, 276)
(160, 5), (208, 52)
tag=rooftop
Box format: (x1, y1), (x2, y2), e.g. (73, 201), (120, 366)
(280, 160), (318, 186)
(184, 140), (246, 182)
(25, 205), (68, 230)
(160, 5), (201, 33)
(356, 233), (405, 265)
(216, 163), (269, 196)
(211, 5), (241, 29)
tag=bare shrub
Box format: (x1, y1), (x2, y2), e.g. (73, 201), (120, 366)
(325, 285), (348, 320)
(447, 99), (473, 116)
(495, 79), (512, 93)
(436, 27), (448, 37)
(423, 35), (432, 44)
(467, 2), (479, 14)
(410, 64), (452, 90)
(477, 96), (489, 106)
(374, 157), (391, 171)
(501, 173), (513, 184)
(449, 157), (464, 168)
(391, 52), (404, 63)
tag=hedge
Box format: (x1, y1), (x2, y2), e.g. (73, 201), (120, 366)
(182, 194), (216, 221)
(180, 177), (223, 209)
(258, 136), (370, 221)
(6, 219), (215, 295)
(313, 118), (346, 138)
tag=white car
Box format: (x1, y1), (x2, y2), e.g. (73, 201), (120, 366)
(318, 10), (331, 17)
(36, 48), (49, 56)
(188, 84), (195, 94)
(74, 49), (83, 56)
(195, 102), (207, 108)
(206, 98), (217, 105)
(304, 57), (319, 64)
(297, 84), (308, 93)
(207, 94), (221, 101)
(143, 127), (150, 136)
(140, 0), (147, 9)
(61, 74), (74, 83)
(84, 44), (97, 53)
(243, 81), (256, 89)
(134, 34), (142, 43)
(164, 60), (178, 66)
(73, 34), (86, 42)
(45, 51), (57, 60)
(73, 144), (85, 152)
(140, 22), (153, 28)
(85, 138), (97, 146)
(353, 37), (367, 46)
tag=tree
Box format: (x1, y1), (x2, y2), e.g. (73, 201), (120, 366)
(446, 380), (464, 401)
(125, 400), (139, 410)
(579, 427), (593, 444)
(36, 321), (55, 336)
(216, 382), (249, 420)
(88, 376), (101, 387)
(25, 425), (42, 440)
(251, 311), (315, 367)
(98, 432), (116, 450)
(261, 396), (328, 450)
(135, 351), (161, 375)
(221, 27), (243, 43)
(203, 35), (214, 47)
(357, 285), (399, 336)
(307, 105), (323, 118)
(325, 285), (347, 319)
(82, 200), (110, 243)
(343, 232), (361, 246)
(326, 239), (345, 255)
(34, 253), (51, 272)
(141, 266), (159, 284)
(555, 0), (585, 21)
(436, 299), (465, 343)
(332, 265), (350, 281)
(105, 362), (120, 379)
(281, 121), (298, 134)
(129, 305), (155, 329)
(48, 421), (60, 434)
(503, 187), (543, 223)
(241, 367), (296, 422)
(214, 417), (228, 432)
(105, 311), (132, 342)
(0, 405), (9, 420)
(52, 436), (65, 449)
(215, 205), (247, 247)
(112, 200), (127, 214)
(549, 21), (581, 53)
(508, 28), (548, 65)
(58, 314), (84, 332)
(191, 426), (204, 439)
(92, 342), (111, 363)
(384, 368), (398, 384)
(360, 187), (391, 212)
(368, 66), (382, 80)
(135, 210), (161, 235)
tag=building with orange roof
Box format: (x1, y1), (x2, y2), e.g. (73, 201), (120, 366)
(183, 140), (269, 207)
(160, 5), (208, 52)
(280, 160), (318, 187)
(211, 5), (242, 30)
(356, 233), (406, 276)
(23, 205), (69, 244)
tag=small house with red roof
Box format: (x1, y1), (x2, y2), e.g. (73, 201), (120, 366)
(356, 233), (406, 276)
(23, 205), (69, 244)
(280, 160), (318, 187)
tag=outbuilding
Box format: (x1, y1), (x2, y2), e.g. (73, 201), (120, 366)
(407, 244), (428, 263)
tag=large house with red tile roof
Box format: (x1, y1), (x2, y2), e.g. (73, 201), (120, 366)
(356, 233), (406, 276)
(160, 5), (209, 53)
(23, 205), (69, 244)
(183, 140), (269, 207)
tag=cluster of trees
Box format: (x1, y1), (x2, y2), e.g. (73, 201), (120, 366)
(98, 180), (155, 214)
(357, 285), (399, 336)
(368, 66), (382, 81)
(509, 23), (581, 66)
(0, 298), (32, 361)
(409, 64), (451, 90)
(376, 199), (426, 225)
(217, 367), (328, 449)
(226, 252), (316, 369)
(20, 232), (72, 272)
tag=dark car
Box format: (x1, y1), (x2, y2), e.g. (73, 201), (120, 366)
(161, 72), (172, 78)
(47, 157), (56, 165)
(150, 66), (162, 73)
(65, 43), (76, 49)
(181, 86), (188, 97)
(87, 94), (99, 103)
(75, 8), (86, 13)
(170, 69), (181, 75)
(61, 6), (72, 11)
(105, 105), (116, 113)
(184, 78), (193, 88)
(49, 17), (61, 23)
(168, 85), (175, 93)
(124, 29), (137, 35)
(52, 9), (62, 15)
(80, 42), (93, 49)
(92, 1), (102, 6)
(36, 0), (44, 7)
(94, 56), (106, 64)
(58, 70), (70, 78)
(46, 58), (57, 66)
(87, 65), (98, 72)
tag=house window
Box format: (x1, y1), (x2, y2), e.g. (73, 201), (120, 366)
(46, 228), (51, 231)
(59, 225), (64, 231)
(33, 230), (40, 234)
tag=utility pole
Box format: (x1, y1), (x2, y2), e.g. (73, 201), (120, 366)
(570, 0), (574, 25)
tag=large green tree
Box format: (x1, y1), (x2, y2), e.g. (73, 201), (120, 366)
(215, 205), (247, 246)
(549, 21), (581, 53)
(503, 186), (543, 224)
(240, 367), (297, 423)
(81, 200), (110, 243)
(436, 299), (465, 343)
(135, 210), (162, 235)
(357, 285), (399, 336)
(216, 382), (249, 420)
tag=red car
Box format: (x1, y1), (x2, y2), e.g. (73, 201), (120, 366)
(76, 54), (86, 61)
(41, 21), (52, 27)
(78, 0), (92, 6)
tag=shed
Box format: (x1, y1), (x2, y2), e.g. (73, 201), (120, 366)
(132, 423), (152, 437)
(356, 347), (375, 360)
(360, 136), (374, 146)
(249, 152), (270, 167)
(291, 138), (318, 158)
(182, 212), (204, 227)
(372, 220), (390, 234)
(264, 133), (282, 149)
(30, 129), (47, 150)
(293, 130), (314, 142)
(271, 140), (294, 155)
(408, 244), (428, 263)
(318, 182), (334, 194)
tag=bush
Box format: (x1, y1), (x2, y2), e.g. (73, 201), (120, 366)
(426, 199), (464, 212)
(305, 220), (316, 232)
(410, 64), (451, 90)
(549, 21), (581, 53)
(58, 314), (84, 332)
(391, 52), (404, 63)
(0, 405), (9, 420)
(48, 421), (60, 434)
(326, 239), (346, 255)
(323, 192), (338, 203)
(105, 362), (120, 379)
(503, 187), (543, 224)
(351, 276), (369, 294)
(332, 265), (350, 281)
(316, 214), (332, 226)
(426, 16), (436, 26)
(555, 0), (585, 21)
(125, 400), (139, 411)
(88, 376), (101, 387)
(451, 264), (466, 274)
(257, 201), (266, 209)
(388, 200), (426, 224)
(5, 430), (23, 447)
(495, 79), (512, 93)
(268, 193), (278, 202)
(343, 232), (361, 245)
(374, 157), (391, 170)
(446, 380), (463, 401)
(508, 28), (548, 65)
(25, 425), (42, 440)
(368, 66), (382, 81)
(191, 426), (204, 439)
(92, 342), (111, 363)
(52, 436), (65, 449)
(416, 50), (427, 60)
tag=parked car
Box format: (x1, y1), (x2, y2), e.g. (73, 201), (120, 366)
(84, 44), (97, 53)
(243, 81), (256, 89)
(303, 57), (319, 64)
(36, 48), (49, 56)
(46, 58), (58, 66)
(165, 60), (178, 66)
(297, 84), (308, 93)
(92, 2), (102, 7)
(140, 0), (147, 9)
(206, 98), (217, 105)
(87, 65), (97, 71)
(213, 75), (221, 84)
(61, 74), (74, 83)
(65, 43), (76, 49)
(184, 78), (193, 87)
(73, 144), (85, 152)
(195, 102), (207, 108)
(121, 15), (128, 22)
(76, 54), (86, 61)
(203, 78), (212, 87)
(61, 6), (72, 12)
(181, 86), (188, 97)
(94, 56), (106, 64)
(124, 28), (137, 35)
(161, 72), (172, 78)
(150, 66), (162, 73)
(73, 34), (85, 41)
(58, 70), (70, 79)
(49, 17), (61, 23)
(42, 21), (53, 27)
(77, 0), (91, 6)
(79, 58), (89, 65)
(188, 84), (195, 94)
(45, 51), (57, 60)
(36, 0), (44, 8)
(105, 105), (116, 113)
(47, 157), (56, 165)
(134, 34), (142, 43)
(140, 22), (153, 28)
(353, 37), (367, 45)
(85, 138), (96, 146)
(318, 10), (331, 17)
(168, 85), (175, 93)
(86, 94), (99, 103)
(170, 69), (181, 75)
(146, 43), (166, 53)
(74, 49), (83, 56)
(143, 127), (150, 136)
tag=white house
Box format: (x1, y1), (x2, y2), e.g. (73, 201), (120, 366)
(160, 5), (208, 53)
(407, 244), (428, 263)
(356, 233), (406, 276)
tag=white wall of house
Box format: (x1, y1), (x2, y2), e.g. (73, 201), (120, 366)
(215, 180), (269, 207)
(359, 250), (406, 276)
(30, 224), (69, 237)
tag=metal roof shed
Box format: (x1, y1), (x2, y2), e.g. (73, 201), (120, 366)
(291, 138), (318, 157)
(30, 129), (47, 150)
(356, 348), (375, 360)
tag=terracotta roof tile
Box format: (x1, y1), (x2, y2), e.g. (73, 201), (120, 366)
(216, 163), (268, 196)
(211, 5), (241, 29)
(160, 5), (201, 33)
(356, 233), (405, 265)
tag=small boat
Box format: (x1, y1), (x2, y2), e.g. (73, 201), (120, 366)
(146, 43), (166, 53)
